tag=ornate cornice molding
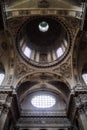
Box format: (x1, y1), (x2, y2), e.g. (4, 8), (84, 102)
(6, 9), (81, 20)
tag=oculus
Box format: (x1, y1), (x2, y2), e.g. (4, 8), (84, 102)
(39, 21), (49, 32)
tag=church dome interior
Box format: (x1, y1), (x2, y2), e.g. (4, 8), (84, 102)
(17, 16), (69, 67)
(0, 0), (87, 130)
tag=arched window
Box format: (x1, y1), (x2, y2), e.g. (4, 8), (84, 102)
(23, 46), (31, 58)
(0, 63), (5, 85)
(82, 64), (87, 85)
(56, 47), (63, 58)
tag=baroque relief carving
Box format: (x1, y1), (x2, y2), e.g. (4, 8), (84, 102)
(79, 94), (87, 104)
(3, 105), (9, 114)
(62, 17), (80, 39)
(75, 96), (82, 109)
(53, 57), (72, 78)
(15, 56), (34, 78)
(7, 75), (13, 85)
(0, 94), (8, 102)
(75, 94), (87, 110)
(38, 0), (49, 8)
(7, 17), (29, 37)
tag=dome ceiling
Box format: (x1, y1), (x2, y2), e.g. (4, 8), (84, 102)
(19, 17), (67, 52)
(16, 16), (70, 67)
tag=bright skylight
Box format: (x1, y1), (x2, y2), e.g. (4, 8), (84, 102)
(24, 46), (31, 58)
(31, 95), (56, 108)
(39, 21), (49, 32)
(56, 47), (63, 57)
(0, 73), (5, 85)
(82, 73), (87, 85)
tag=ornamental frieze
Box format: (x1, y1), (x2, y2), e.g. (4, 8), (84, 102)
(6, 9), (81, 20)
(53, 57), (72, 78)
(15, 56), (34, 78)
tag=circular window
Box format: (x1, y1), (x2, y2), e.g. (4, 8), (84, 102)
(39, 21), (49, 32)
(31, 94), (56, 108)
(16, 16), (70, 67)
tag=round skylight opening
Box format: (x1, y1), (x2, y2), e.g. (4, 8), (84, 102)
(39, 21), (49, 32)
(31, 94), (56, 108)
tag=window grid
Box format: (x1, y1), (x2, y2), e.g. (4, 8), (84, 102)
(31, 95), (56, 108)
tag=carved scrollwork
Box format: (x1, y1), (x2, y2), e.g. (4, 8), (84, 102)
(75, 96), (82, 109)
(75, 94), (87, 110)
(16, 63), (34, 78)
(79, 94), (87, 104)
(54, 57), (72, 78)
(7, 17), (28, 37)
(38, 0), (49, 8)
(62, 17), (80, 39)
(15, 56), (34, 78)
(3, 105), (9, 114)
(7, 75), (13, 85)
(60, 62), (71, 78)
(0, 94), (8, 102)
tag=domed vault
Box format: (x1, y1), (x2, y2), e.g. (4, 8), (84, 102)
(17, 16), (70, 67)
